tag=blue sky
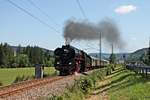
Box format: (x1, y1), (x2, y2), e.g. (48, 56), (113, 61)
(0, 0), (150, 53)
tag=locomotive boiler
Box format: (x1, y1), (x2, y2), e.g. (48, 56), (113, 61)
(54, 45), (92, 75)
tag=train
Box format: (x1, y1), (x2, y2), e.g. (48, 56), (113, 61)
(54, 45), (109, 75)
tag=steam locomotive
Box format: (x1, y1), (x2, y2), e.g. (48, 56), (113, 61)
(54, 45), (108, 75)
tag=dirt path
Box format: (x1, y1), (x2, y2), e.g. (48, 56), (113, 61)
(86, 67), (124, 100)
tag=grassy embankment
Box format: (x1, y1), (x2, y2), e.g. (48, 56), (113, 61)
(108, 68), (150, 100)
(87, 65), (150, 100)
(50, 65), (150, 100)
(49, 66), (112, 100)
(0, 67), (56, 86)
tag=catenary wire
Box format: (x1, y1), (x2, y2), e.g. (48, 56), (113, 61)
(27, 0), (60, 27)
(76, 0), (87, 19)
(6, 0), (60, 33)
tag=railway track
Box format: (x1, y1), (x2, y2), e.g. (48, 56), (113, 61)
(0, 76), (64, 98)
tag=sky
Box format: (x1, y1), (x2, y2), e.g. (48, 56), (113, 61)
(0, 0), (150, 53)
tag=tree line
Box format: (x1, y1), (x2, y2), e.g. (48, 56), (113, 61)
(140, 52), (150, 65)
(0, 43), (54, 68)
(127, 51), (150, 66)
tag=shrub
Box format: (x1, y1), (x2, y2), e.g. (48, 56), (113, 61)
(76, 76), (94, 94)
(49, 96), (63, 100)
(106, 65), (112, 75)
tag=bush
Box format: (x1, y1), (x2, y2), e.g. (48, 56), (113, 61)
(50, 96), (63, 100)
(106, 65), (112, 75)
(76, 76), (94, 94)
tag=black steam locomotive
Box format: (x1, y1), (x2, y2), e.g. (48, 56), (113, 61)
(54, 45), (108, 75)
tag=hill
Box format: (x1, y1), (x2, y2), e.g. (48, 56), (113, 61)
(89, 48), (149, 61)
(89, 53), (130, 61)
(127, 48), (149, 61)
(10, 46), (54, 56)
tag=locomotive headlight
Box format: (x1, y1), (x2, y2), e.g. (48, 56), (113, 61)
(57, 62), (60, 64)
(69, 62), (72, 65)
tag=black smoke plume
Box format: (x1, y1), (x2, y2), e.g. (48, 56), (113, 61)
(64, 18), (125, 49)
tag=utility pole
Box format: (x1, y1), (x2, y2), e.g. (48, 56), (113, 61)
(99, 32), (102, 67)
(149, 37), (150, 63)
(110, 44), (114, 64)
(112, 44), (114, 55)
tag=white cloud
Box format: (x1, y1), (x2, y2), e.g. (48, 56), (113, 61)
(114, 5), (137, 14)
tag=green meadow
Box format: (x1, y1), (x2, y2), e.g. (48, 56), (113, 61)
(108, 69), (150, 100)
(0, 67), (56, 86)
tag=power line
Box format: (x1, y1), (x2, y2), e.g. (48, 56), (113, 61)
(76, 0), (87, 19)
(6, 0), (60, 33)
(86, 44), (99, 50)
(86, 41), (99, 50)
(27, 0), (60, 27)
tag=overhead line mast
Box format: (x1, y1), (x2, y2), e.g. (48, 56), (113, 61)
(149, 37), (150, 62)
(99, 32), (102, 67)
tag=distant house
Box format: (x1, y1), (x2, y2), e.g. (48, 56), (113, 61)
(91, 56), (109, 66)
(117, 60), (125, 64)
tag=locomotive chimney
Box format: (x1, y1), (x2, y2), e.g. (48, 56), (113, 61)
(65, 38), (71, 45)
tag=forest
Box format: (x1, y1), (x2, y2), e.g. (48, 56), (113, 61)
(0, 43), (54, 68)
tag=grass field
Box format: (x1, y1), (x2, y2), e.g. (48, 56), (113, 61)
(109, 69), (150, 100)
(0, 67), (56, 86)
(84, 65), (150, 100)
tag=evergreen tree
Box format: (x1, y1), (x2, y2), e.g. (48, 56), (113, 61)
(17, 44), (22, 54)
(0, 43), (13, 67)
(109, 53), (116, 64)
(141, 52), (150, 65)
(0, 46), (6, 66)
(15, 54), (29, 67)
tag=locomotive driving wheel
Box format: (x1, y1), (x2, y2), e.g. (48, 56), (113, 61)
(59, 71), (68, 76)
